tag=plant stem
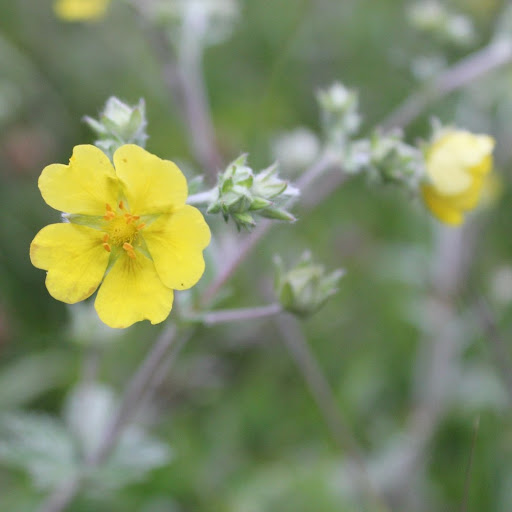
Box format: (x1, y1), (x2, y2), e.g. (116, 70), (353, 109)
(381, 39), (512, 130)
(187, 189), (217, 206)
(88, 323), (177, 465)
(195, 303), (283, 325)
(37, 477), (82, 512)
(389, 225), (473, 508)
(475, 298), (512, 406)
(38, 324), (178, 512)
(138, 12), (222, 181)
(275, 313), (390, 512)
(460, 416), (480, 512)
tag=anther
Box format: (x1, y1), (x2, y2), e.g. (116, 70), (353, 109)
(124, 213), (140, 224)
(119, 200), (124, 210)
(123, 242), (136, 259)
(136, 223), (145, 230)
(103, 234), (109, 243)
(103, 243), (111, 252)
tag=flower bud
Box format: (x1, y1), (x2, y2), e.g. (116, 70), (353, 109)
(207, 155), (298, 230)
(274, 253), (344, 317)
(367, 131), (425, 191)
(317, 82), (361, 145)
(84, 97), (148, 159)
(407, 1), (475, 47)
(420, 128), (495, 225)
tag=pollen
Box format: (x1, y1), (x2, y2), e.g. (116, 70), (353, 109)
(104, 203), (116, 220)
(123, 242), (136, 259)
(103, 203), (144, 254)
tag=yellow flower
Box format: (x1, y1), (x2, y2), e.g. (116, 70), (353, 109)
(30, 145), (211, 328)
(54, 0), (110, 22)
(420, 129), (495, 225)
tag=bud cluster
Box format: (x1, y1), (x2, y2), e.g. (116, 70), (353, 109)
(149, 0), (239, 48)
(364, 131), (425, 191)
(407, 1), (475, 47)
(206, 155), (299, 230)
(317, 82), (361, 147)
(84, 97), (148, 159)
(274, 253), (344, 317)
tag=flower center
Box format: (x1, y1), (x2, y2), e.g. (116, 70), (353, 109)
(102, 202), (145, 259)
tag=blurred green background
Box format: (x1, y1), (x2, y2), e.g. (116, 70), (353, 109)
(1, 0), (512, 510)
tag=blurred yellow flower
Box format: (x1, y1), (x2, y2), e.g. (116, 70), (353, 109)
(54, 0), (110, 21)
(420, 129), (495, 225)
(30, 145), (211, 328)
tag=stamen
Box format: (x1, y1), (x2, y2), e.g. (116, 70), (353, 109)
(123, 242), (136, 259)
(103, 234), (109, 243)
(124, 213), (140, 224)
(103, 243), (111, 252)
(119, 200), (124, 210)
(106, 203), (112, 211)
(104, 211), (116, 220)
(136, 223), (145, 231)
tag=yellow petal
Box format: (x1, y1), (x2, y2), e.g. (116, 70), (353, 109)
(113, 145), (187, 215)
(54, 0), (110, 21)
(446, 177), (484, 211)
(426, 131), (495, 195)
(421, 185), (464, 226)
(95, 253), (174, 328)
(469, 154), (493, 177)
(30, 223), (109, 303)
(143, 206), (211, 290)
(39, 145), (119, 215)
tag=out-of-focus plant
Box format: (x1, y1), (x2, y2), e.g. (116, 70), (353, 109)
(2, 1), (511, 511)
(420, 128), (495, 225)
(53, 0), (111, 22)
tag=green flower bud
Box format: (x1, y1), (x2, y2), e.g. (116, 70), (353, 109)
(206, 155), (298, 230)
(317, 82), (361, 145)
(232, 212), (256, 230)
(407, 1), (475, 47)
(84, 97), (148, 159)
(274, 253), (344, 317)
(367, 131), (425, 191)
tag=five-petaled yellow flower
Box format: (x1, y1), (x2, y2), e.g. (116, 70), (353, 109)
(54, 0), (110, 21)
(420, 129), (495, 226)
(30, 145), (211, 328)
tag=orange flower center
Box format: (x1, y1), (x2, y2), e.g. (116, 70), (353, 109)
(102, 202), (145, 259)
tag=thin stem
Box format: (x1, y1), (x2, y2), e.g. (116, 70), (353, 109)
(38, 324), (179, 512)
(475, 297), (512, 406)
(88, 323), (177, 465)
(139, 330), (194, 407)
(194, 303), (283, 326)
(381, 39), (512, 130)
(460, 416), (480, 512)
(139, 14), (222, 180)
(187, 189), (217, 206)
(275, 313), (390, 512)
(200, 151), (340, 306)
(388, 226), (474, 507)
(37, 476), (82, 512)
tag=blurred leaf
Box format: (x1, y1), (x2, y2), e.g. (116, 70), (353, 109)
(0, 412), (77, 490)
(65, 383), (172, 492)
(0, 351), (73, 409)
